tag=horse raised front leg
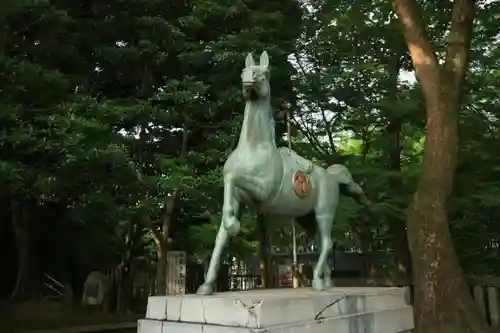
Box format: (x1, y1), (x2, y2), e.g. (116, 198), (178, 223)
(196, 222), (229, 295)
(197, 188), (241, 295)
(312, 214), (334, 291)
(222, 175), (241, 236)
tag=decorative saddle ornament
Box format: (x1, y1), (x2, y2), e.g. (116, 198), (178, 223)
(292, 163), (314, 198)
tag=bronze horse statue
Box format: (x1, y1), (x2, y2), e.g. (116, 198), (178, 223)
(197, 51), (368, 295)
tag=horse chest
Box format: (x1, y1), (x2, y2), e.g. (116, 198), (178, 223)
(225, 147), (280, 177)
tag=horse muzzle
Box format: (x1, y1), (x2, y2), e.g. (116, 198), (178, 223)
(243, 82), (254, 91)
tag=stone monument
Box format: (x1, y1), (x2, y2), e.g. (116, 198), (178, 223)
(81, 270), (111, 313)
(138, 51), (414, 333)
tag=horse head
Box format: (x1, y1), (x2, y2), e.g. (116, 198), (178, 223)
(241, 51), (271, 101)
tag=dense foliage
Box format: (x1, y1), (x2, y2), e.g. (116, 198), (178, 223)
(0, 0), (302, 299)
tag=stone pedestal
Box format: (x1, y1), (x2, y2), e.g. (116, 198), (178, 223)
(138, 287), (414, 333)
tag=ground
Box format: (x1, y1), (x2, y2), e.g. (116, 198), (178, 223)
(0, 299), (140, 332)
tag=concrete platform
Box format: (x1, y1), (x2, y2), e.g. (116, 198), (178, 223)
(138, 287), (414, 333)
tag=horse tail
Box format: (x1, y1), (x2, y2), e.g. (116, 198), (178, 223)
(326, 164), (369, 206)
(295, 164), (369, 240)
(326, 164), (354, 184)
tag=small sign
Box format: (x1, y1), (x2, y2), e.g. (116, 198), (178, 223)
(166, 251), (186, 295)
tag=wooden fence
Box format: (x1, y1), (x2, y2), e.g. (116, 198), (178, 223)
(331, 276), (500, 329)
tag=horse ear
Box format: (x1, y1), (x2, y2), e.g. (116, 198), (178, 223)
(260, 51), (269, 68)
(245, 53), (255, 68)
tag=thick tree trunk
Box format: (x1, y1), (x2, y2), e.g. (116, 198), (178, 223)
(392, 1), (493, 332)
(154, 238), (168, 295)
(408, 95), (491, 333)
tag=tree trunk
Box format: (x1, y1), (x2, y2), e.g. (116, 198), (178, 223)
(387, 115), (412, 276)
(257, 215), (271, 288)
(153, 192), (176, 296)
(11, 201), (30, 301)
(386, 55), (412, 277)
(152, 126), (188, 295)
(392, 1), (492, 332)
(116, 221), (137, 313)
(352, 221), (376, 276)
(355, 133), (377, 276)
(154, 237), (168, 295)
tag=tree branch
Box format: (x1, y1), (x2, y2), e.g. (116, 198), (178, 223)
(391, 0), (439, 100)
(143, 214), (164, 249)
(292, 53), (341, 153)
(444, 0), (475, 87)
(292, 109), (331, 158)
(13, 15), (46, 36)
(320, 108), (336, 153)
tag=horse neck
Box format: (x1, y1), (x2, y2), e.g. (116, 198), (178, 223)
(237, 97), (276, 149)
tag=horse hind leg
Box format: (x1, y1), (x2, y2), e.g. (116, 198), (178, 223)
(323, 261), (332, 288)
(222, 175), (241, 236)
(312, 214), (334, 291)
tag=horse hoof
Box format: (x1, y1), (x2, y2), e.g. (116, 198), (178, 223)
(312, 278), (325, 291)
(324, 278), (332, 288)
(196, 283), (214, 295)
(225, 218), (240, 236)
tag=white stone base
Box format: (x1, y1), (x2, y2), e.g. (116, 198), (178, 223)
(139, 287), (415, 333)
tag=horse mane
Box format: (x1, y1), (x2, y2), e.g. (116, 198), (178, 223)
(269, 111), (277, 145)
